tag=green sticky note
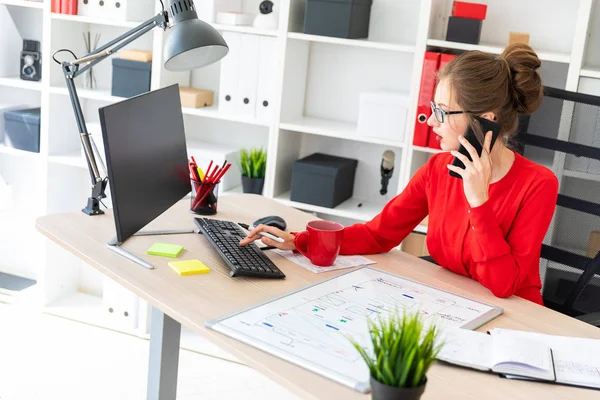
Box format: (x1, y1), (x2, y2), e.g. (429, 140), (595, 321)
(147, 242), (184, 258)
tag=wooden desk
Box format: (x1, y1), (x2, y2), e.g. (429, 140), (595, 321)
(36, 194), (600, 400)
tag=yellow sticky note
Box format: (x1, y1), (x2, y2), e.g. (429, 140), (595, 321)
(168, 259), (210, 276)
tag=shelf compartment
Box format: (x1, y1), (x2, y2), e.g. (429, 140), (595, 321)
(426, 39), (570, 64)
(0, 76), (42, 91)
(274, 191), (383, 222)
(287, 32), (415, 53)
(280, 117), (404, 148)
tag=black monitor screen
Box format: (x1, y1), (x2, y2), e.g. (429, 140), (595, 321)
(99, 84), (190, 243)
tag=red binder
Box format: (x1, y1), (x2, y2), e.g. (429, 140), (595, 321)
(451, 1), (487, 20)
(428, 53), (457, 149)
(51, 0), (61, 13)
(62, 0), (78, 15)
(413, 51), (440, 147)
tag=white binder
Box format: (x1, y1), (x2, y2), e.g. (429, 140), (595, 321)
(255, 36), (278, 123)
(218, 32), (242, 115)
(235, 34), (261, 118)
(102, 276), (139, 330)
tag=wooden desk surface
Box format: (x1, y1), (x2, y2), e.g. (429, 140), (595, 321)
(36, 194), (600, 400)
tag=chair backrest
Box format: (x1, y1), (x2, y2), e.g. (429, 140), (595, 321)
(515, 86), (600, 318)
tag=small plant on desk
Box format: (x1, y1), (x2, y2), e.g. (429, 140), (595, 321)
(239, 147), (267, 195)
(348, 310), (443, 400)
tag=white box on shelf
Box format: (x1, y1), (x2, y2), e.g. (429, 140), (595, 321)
(98, 0), (155, 22)
(255, 36), (278, 123)
(218, 32), (242, 114)
(102, 276), (139, 331)
(357, 91), (410, 143)
(0, 7), (21, 78)
(0, 103), (27, 144)
(77, 0), (99, 17)
(186, 141), (242, 193)
(216, 11), (254, 26)
(81, 122), (107, 168)
(236, 34), (260, 118)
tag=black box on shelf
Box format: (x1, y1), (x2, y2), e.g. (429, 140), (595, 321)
(290, 153), (358, 208)
(3, 108), (41, 153)
(111, 58), (152, 98)
(303, 0), (373, 39)
(446, 16), (483, 44)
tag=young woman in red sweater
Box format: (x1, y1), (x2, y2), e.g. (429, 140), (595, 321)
(241, 43), (559, 305)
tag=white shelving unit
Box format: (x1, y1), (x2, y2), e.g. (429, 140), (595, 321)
(1, 0), (599, 334)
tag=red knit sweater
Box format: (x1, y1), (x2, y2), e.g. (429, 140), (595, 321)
(340, 151), (559, 305)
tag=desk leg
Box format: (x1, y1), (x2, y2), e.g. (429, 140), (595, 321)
(147, 307), (181, 400)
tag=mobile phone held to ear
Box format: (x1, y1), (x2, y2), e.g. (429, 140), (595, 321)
(449, 115), (502, 179)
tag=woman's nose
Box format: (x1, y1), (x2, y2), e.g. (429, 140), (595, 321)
(427, 112), (439, 127)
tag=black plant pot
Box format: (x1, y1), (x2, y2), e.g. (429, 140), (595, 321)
(241, 176), (265, 195)
(370, 376), (426, 400)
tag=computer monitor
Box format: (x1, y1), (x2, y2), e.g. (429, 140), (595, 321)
(99, 84), (190, 244)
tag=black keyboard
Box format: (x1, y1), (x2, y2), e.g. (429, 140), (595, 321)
(194, 218), (285, 279)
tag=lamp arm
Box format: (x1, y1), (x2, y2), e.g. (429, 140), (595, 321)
(70, 12), (168, 78)
(60, 11), (168, 215)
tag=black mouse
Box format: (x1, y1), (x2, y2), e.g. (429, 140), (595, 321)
(252, 215), (287, 231)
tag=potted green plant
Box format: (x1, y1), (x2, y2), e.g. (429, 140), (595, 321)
(348, 310), (443, 400)
(239, 147), (267, 195)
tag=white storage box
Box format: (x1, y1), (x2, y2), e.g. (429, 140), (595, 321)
(0, 104), (27, 144)
(357, 91), (410, 143)
(97, 0), (155, 22)
(186, 141), (242, 194)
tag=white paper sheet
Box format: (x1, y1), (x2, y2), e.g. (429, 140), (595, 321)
(273, 249), (376, 273)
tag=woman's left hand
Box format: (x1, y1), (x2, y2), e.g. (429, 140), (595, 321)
(447, 131), (493, 208)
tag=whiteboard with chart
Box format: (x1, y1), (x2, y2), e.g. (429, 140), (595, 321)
(206, 267), (503, 393)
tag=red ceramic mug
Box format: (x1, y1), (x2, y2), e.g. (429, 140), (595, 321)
(294, 220), (344, 266)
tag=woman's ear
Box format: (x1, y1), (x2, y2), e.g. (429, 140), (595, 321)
(479, 111), (496, 122)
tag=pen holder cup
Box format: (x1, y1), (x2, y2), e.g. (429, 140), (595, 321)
(190, 180), (219, 215)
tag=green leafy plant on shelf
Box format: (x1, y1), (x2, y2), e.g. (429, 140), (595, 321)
(347, 310), (443, 400)
(239, 147), (267, 179)
(239, 147), (267, 195)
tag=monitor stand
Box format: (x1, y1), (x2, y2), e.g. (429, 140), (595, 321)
(107, 229), (195, 270)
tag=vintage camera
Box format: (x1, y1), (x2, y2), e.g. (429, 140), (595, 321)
(20, 40), (42, 82)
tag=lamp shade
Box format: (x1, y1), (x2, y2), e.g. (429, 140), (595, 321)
(163, 0), (228, 71)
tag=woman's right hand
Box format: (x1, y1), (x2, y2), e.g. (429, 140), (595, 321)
(239, 224), (296, 251)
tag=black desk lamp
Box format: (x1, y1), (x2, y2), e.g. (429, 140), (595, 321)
(54, 0), (228, 215)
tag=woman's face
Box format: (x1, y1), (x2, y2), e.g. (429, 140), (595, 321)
(427, 79), (470, 152)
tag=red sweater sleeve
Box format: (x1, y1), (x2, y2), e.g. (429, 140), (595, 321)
(468, 173), (559, 298)
(340, 160), (430, 255)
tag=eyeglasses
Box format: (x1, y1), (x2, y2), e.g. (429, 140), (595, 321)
(430, 101), (474, 123)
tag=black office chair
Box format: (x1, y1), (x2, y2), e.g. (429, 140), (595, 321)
(515, 86), (600, 327)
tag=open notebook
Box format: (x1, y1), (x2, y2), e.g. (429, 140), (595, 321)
(437, 327), (600, 390)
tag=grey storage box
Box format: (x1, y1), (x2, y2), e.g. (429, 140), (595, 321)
(446, 16), (483, 44)
(303, 0), (373, 39)
(290, 153), (358, 208)
(3, 107), (41, 153)
(111, 58), (152, 98)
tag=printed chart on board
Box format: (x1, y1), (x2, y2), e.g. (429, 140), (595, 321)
(207, 267), (503, 393)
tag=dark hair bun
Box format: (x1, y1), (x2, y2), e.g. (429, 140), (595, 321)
(500, 43), (543, 115)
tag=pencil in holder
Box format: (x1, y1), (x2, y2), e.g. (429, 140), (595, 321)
(190, 180), (219, 215)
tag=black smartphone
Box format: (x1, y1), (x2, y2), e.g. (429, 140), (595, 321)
(449, 115), (502, 179)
